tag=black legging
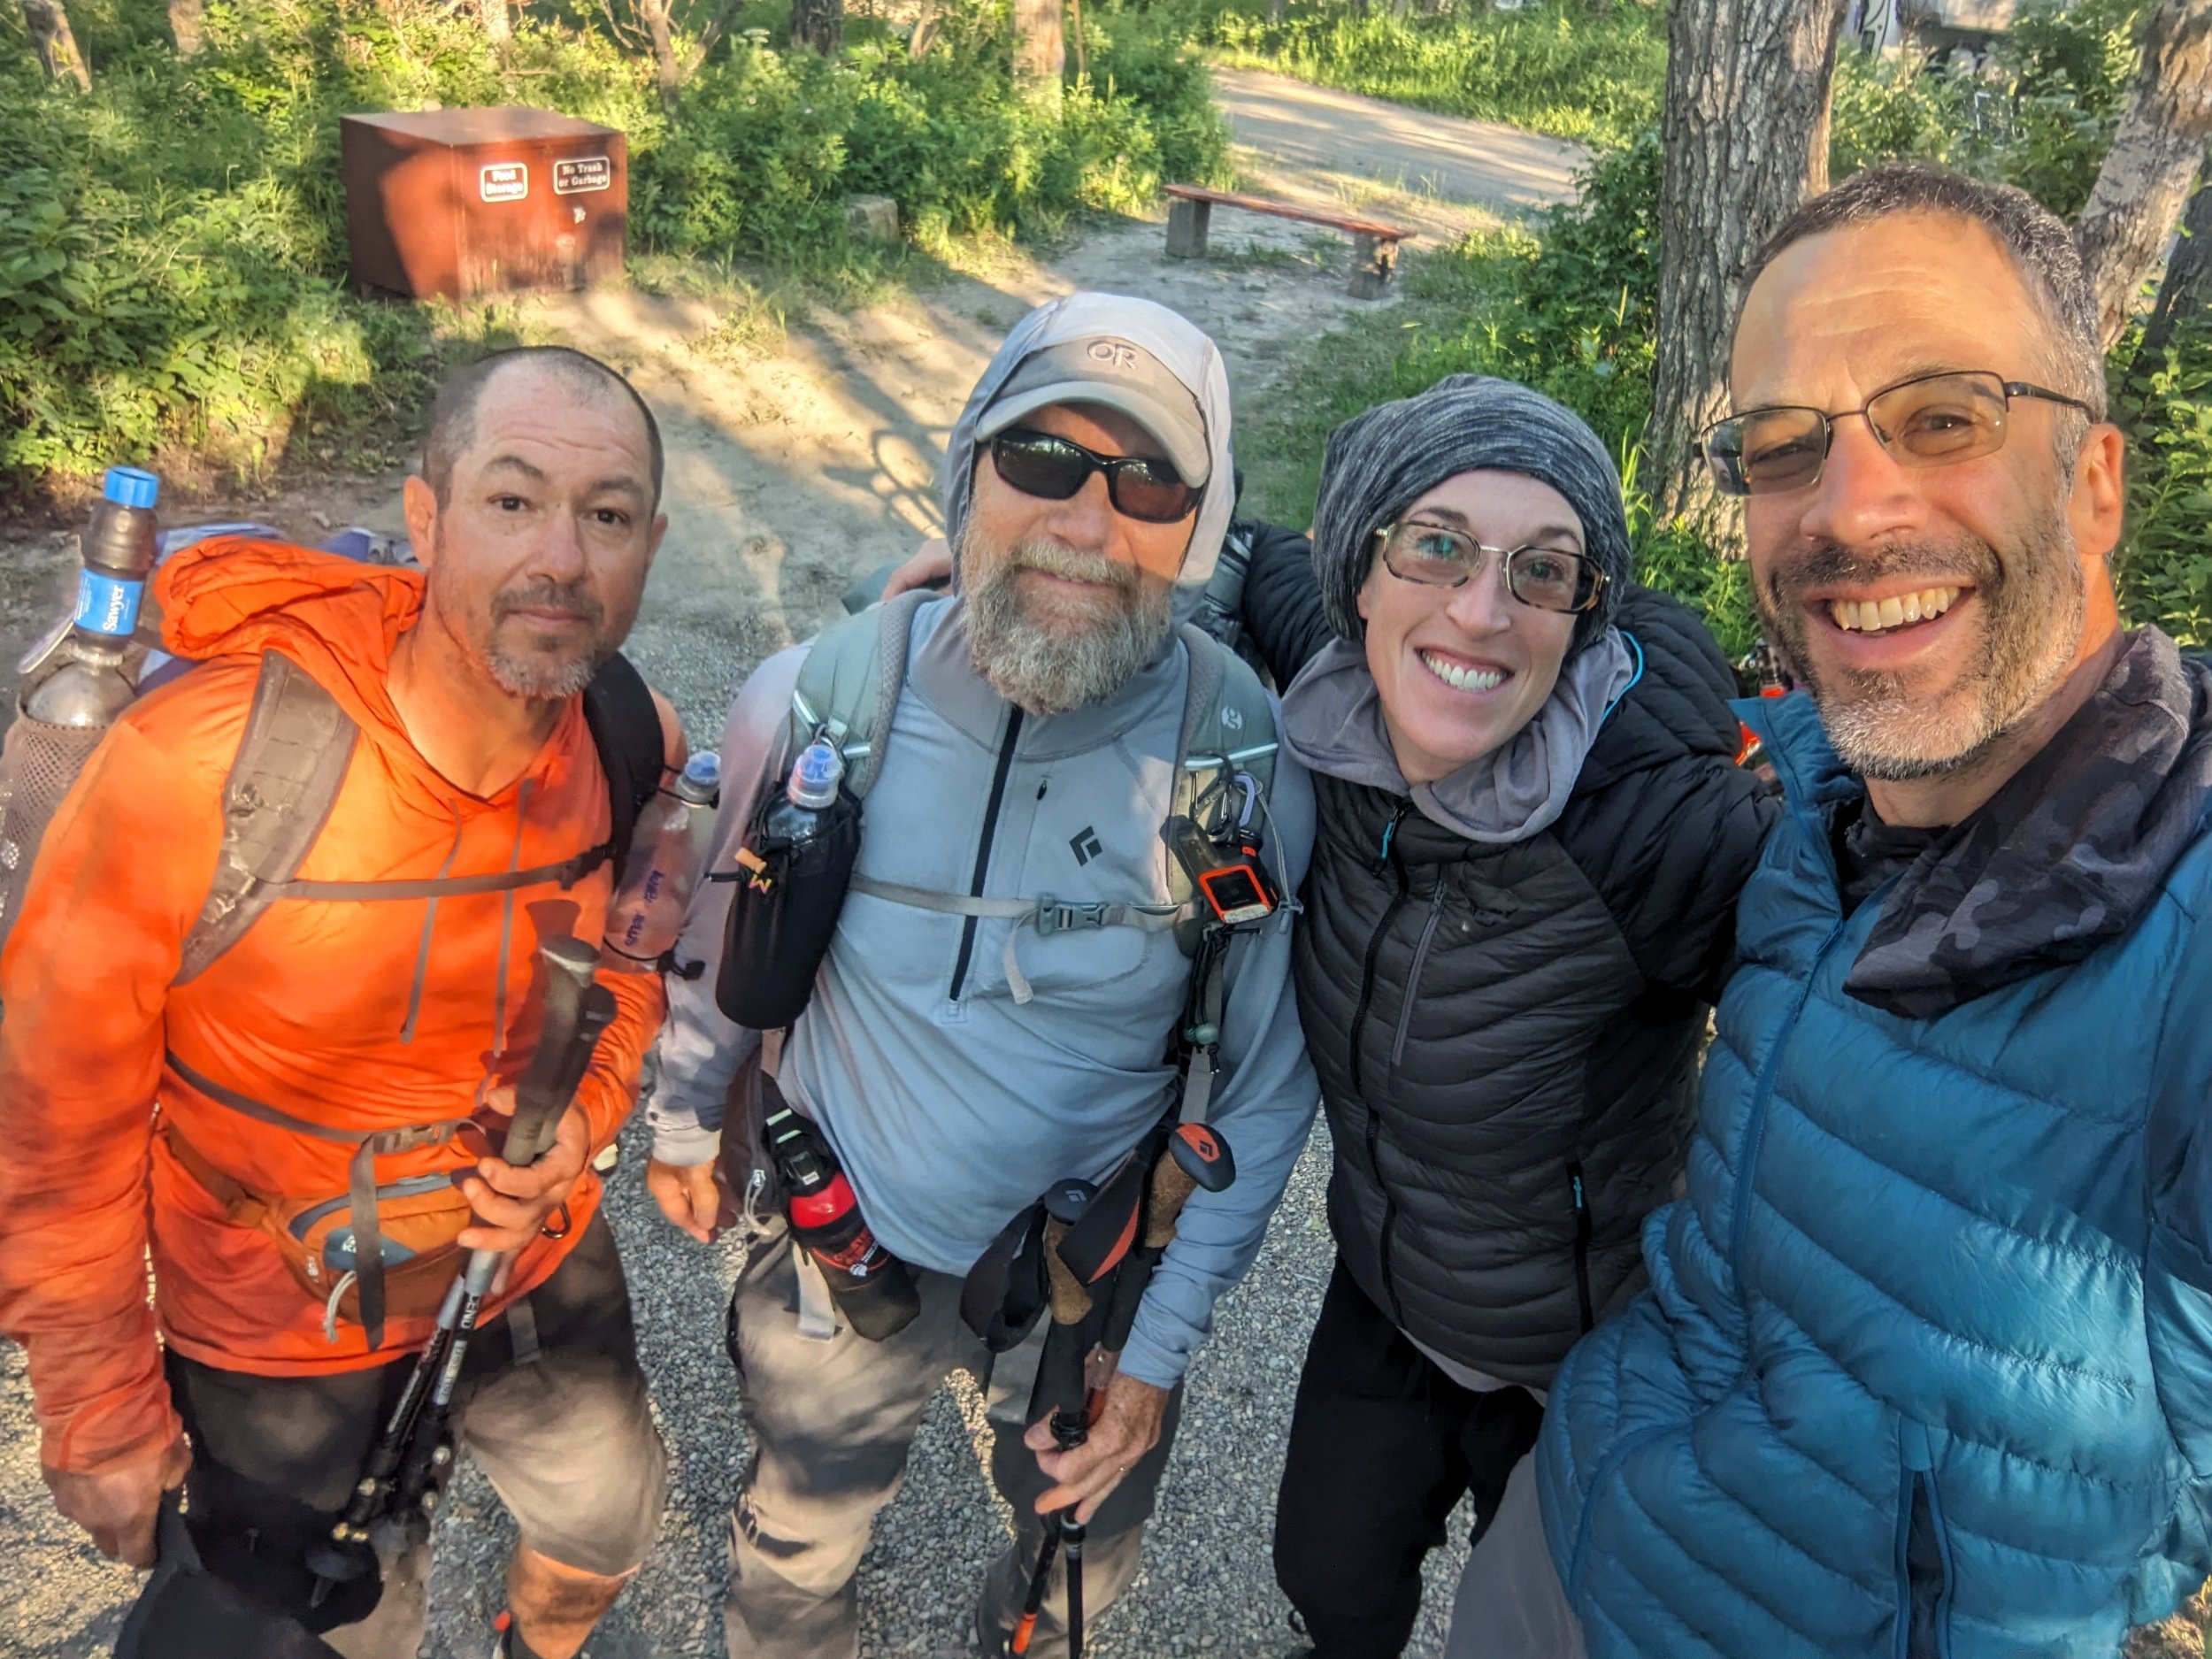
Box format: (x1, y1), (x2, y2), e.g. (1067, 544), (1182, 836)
(1273, 1257), (1547, 1659)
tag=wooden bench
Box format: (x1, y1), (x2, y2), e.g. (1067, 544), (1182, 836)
(1162, 183), (1412, 300)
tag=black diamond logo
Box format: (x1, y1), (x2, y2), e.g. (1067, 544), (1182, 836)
(1070, 826), (1102, 865)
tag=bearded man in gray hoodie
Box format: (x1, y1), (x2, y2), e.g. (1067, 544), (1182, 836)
(646, 292), (1318, 1659)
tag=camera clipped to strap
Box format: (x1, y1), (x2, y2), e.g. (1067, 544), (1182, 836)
(1164, 770), (1279, 927)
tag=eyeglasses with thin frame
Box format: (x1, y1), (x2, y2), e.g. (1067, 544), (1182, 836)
(1371, 519), (1609, 615)
(1701, 368), (2094, 497)
(987, 427), (1200, 525)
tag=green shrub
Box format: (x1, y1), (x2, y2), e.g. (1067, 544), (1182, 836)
(2115, 325), (2212, 649)
(0, 0), (1228, 500)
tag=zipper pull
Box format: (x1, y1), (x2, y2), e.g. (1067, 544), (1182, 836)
(1372, 801), (1412, 875)
(741, 1165), (770, 1233)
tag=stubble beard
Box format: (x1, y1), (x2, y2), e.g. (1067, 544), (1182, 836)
(961, 530), (1174, 717)
(428, 538), (611, 701)
(1757, 502), (2085, 783)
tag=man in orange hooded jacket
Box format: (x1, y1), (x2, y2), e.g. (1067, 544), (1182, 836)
(0, 347), (680, 1659)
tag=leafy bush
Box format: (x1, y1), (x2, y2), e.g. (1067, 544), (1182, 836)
(0, 0), (1228, 501)
(2115, 326), (2212, 649)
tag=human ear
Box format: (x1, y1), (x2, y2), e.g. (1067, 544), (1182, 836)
(403, 475), (442, 570)
(2067, 422), (2126, 566)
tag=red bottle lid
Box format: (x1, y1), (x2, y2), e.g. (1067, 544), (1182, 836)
(789, 1173), (856, 1228)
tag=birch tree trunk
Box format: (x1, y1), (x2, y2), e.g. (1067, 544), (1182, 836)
(791, 0), (841, 55)
(1645, 0), (1849, 552)
(22, 0), (90, 88)
(1012, 0), (1064, 108)
(168, 0), (204, 55)
(2074, 0), (2212, 349)
(2135, 171), (2212, 366)
(478, 0), (510, 46)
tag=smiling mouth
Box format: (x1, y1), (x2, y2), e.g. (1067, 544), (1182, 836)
(1824, 587), (1963, 637)
(1418, 649), (1509, 693)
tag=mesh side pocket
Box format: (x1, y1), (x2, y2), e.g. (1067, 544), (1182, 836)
(0, 716), (105, 952)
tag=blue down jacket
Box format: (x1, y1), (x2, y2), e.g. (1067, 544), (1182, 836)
(1539, 629), (2212, 1658)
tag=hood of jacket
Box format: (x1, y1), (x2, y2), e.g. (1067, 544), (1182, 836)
(1745, 626), (2212, 1021)
(940, 292), (1236, 621)
(155, 536), (426, 760)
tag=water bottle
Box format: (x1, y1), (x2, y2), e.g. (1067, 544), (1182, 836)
(22, 466), (162, 729)
(764, 1102), (920, 1341)
(0, 468), (162, 953)
(762, 737), (843, 847)
(603, 750), (720, 967)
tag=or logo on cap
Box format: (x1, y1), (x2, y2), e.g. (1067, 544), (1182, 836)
(1085, 340), (1140, 373)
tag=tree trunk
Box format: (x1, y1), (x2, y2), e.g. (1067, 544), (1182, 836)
(167, 0), (204, 55)
(1264, 0), (1283, 20)
(21, 0), (90, 88)
(477, 0), (510, 45)
(1012, 0), (1064, 107)
(1645, 0), (1850, 552)
(637, 0), (681, 104)
(791, 0), (841, 54)
(2135, 170), (2212, 366)
(2075, 0), (2212, 349)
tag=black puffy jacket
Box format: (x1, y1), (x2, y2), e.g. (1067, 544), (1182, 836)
(1240, 520), (1778, 1386)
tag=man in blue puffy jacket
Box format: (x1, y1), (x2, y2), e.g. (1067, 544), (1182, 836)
(1515, 162), (2212, 1658)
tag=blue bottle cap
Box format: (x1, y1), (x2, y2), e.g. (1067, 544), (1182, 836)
(788, 740), (845, 809)
(682, 749), (721, 791)
(104, 467), (160, 510)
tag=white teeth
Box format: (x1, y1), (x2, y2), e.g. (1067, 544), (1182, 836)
(1419, 650), (1506, 693)
(1827, 587), (1962, 633)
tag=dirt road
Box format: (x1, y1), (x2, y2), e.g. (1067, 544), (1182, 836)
(0, 73), (1583, 1659)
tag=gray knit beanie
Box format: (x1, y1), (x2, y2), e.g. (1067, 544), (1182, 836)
(1311, 373), (1630, 654)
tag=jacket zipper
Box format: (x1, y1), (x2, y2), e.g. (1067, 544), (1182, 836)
(1567, 1161), (1594, 1332)
(1351, 801), (1414, 1323)
(1894, 1424), (1955, 1659)
(1388, 881), (1450, 1070)
(947, 705), (1025, 1002)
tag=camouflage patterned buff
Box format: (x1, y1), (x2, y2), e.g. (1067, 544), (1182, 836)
(1844, 628), (2212, 1020)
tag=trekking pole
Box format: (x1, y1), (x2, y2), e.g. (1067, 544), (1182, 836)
(1007, 1125), (1234, 1659)
(309, 937), (614, 1601)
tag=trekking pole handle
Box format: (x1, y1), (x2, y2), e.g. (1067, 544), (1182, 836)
(504, 937), (609, 1168)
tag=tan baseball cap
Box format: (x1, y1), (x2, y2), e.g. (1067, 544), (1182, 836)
(975, 337), (1212, 488)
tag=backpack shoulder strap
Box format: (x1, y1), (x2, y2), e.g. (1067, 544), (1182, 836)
(1167, 623), (1280, 902)
(176, 653), (359, 985)
(583, 650), (664, 877)
(791, 588), (931, 799)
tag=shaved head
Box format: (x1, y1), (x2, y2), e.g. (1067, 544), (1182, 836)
(423, 347), (664, 510)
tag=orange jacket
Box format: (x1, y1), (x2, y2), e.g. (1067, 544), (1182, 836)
(0, 540), (666, 1475)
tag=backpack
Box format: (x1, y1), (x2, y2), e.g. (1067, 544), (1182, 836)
(0, 530), (664, 1349)
(784, 588), (1284, 1125)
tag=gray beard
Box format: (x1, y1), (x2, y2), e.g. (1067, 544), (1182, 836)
(962, 534), (1174, 717)
(1759, 504), (2085, 783)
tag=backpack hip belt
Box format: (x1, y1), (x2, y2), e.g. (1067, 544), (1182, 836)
(163, 1048), (477, 1350)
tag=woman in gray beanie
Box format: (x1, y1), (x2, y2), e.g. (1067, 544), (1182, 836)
(1240, 375), (1778, 1658)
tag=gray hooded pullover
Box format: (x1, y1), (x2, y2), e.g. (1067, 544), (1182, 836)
(651, 295), (1317, 1390)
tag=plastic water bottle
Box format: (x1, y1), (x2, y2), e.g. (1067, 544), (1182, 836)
(762, 737), (844, 847)
(764, 1102), (920, 1340)
(22, 466), (162, 729)
(603, 750), (720, 966)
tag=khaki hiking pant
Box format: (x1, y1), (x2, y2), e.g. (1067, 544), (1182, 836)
(724, 1227), (1184, 1659)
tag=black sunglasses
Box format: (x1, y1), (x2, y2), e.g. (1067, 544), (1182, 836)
(987, 428), (1201, 525)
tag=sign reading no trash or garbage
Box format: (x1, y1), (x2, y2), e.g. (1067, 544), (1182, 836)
(480, 162), (528, 203)
(554, 157), (614, 195)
